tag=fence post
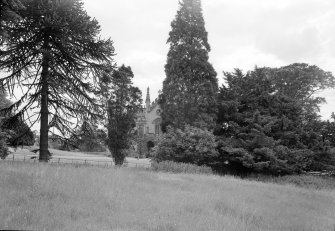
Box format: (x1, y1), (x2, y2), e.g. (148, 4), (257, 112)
(23, 155), (25, 162)
(12, 154), (14, 161)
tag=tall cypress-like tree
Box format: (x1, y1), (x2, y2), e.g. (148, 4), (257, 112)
(104, 65), (142, 165)
(0, 0), (114, 161)
(160, 0), (218, 130)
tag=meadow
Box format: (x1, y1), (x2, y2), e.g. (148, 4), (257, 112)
(1, 161), (335, 231)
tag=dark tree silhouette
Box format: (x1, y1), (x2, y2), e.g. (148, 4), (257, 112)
(0, 0), (115, 161)
(104, 65), (142, 165)
(160, 0), (218, 130)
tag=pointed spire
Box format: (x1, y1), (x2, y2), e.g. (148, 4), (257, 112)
(146, 87), (151, 112)
(146, 87), (150, 103)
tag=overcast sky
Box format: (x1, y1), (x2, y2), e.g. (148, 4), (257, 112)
(82, 0), (335, 120)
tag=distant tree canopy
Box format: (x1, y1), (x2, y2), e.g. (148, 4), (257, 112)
(160, 0), (218, 131)
(104, 65), (142, 165)
(0, 0), (115, 161)
(69, 120), (106, 152)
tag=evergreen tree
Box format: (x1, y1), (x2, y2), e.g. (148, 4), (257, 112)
(1, 116), (35, 147)
(216, 65), (335, 175)
(0, 0), (115, 161)
(160, 0), (218, 130)
(105, 65), (142, 165)
(216, 68), (313, 175)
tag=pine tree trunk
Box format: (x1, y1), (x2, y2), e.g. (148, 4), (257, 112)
(39, 51), (50, 162)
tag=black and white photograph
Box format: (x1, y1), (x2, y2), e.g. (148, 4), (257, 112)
(1, 0), (335, 230)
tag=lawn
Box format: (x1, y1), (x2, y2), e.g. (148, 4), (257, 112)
(1, 161), (335, 231)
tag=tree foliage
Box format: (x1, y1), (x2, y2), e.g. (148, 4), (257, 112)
(0, 0), (25, 44)
(268, 63), (335, 122)
(0, 87), (11, 158)
(160, 0), (218, 130)
(153, 125), (218, 166)
(1, 116), (35, 147)
(1, 86), (35, 147)
(215, 65), (335, 175)
(0, 0), (115, 161)
(104, 65), (142, 165)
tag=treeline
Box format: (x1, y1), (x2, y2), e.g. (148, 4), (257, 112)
(154, 0), (335, 175)
(1, 0), (335, 174)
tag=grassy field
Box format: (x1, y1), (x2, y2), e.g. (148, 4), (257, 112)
(1, 162), (335, 231)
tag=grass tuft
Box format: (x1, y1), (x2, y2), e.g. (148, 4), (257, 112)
(151, 161), (213, 175)
(248, 173), (335, 190)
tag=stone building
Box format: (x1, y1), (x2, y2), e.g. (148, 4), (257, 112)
(135, 87), (162, 157)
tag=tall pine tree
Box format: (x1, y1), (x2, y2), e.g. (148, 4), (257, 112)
(0, 0), (115, 161)
(160, 0), (218, 130)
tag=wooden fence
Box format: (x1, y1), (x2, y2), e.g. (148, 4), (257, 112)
(2, 154), (151, 168)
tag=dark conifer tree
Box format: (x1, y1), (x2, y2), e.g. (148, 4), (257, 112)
(0, 0), (115, 161)
(160, 0), (218, 130)
(105, 65), (142, 165)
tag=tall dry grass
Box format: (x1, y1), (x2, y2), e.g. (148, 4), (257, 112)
(1, 161), (335, 231)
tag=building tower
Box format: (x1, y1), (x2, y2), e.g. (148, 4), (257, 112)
(134, 87), (162, 158)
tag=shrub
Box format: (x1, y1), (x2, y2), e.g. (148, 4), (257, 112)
(0, 138), (9, 159)
(0, 124), (9, 159)
(310, 149), (335, 171)
(215, 140), (315, 175)
(151, 161), (213, 175)
(152, 125), (218, 166)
